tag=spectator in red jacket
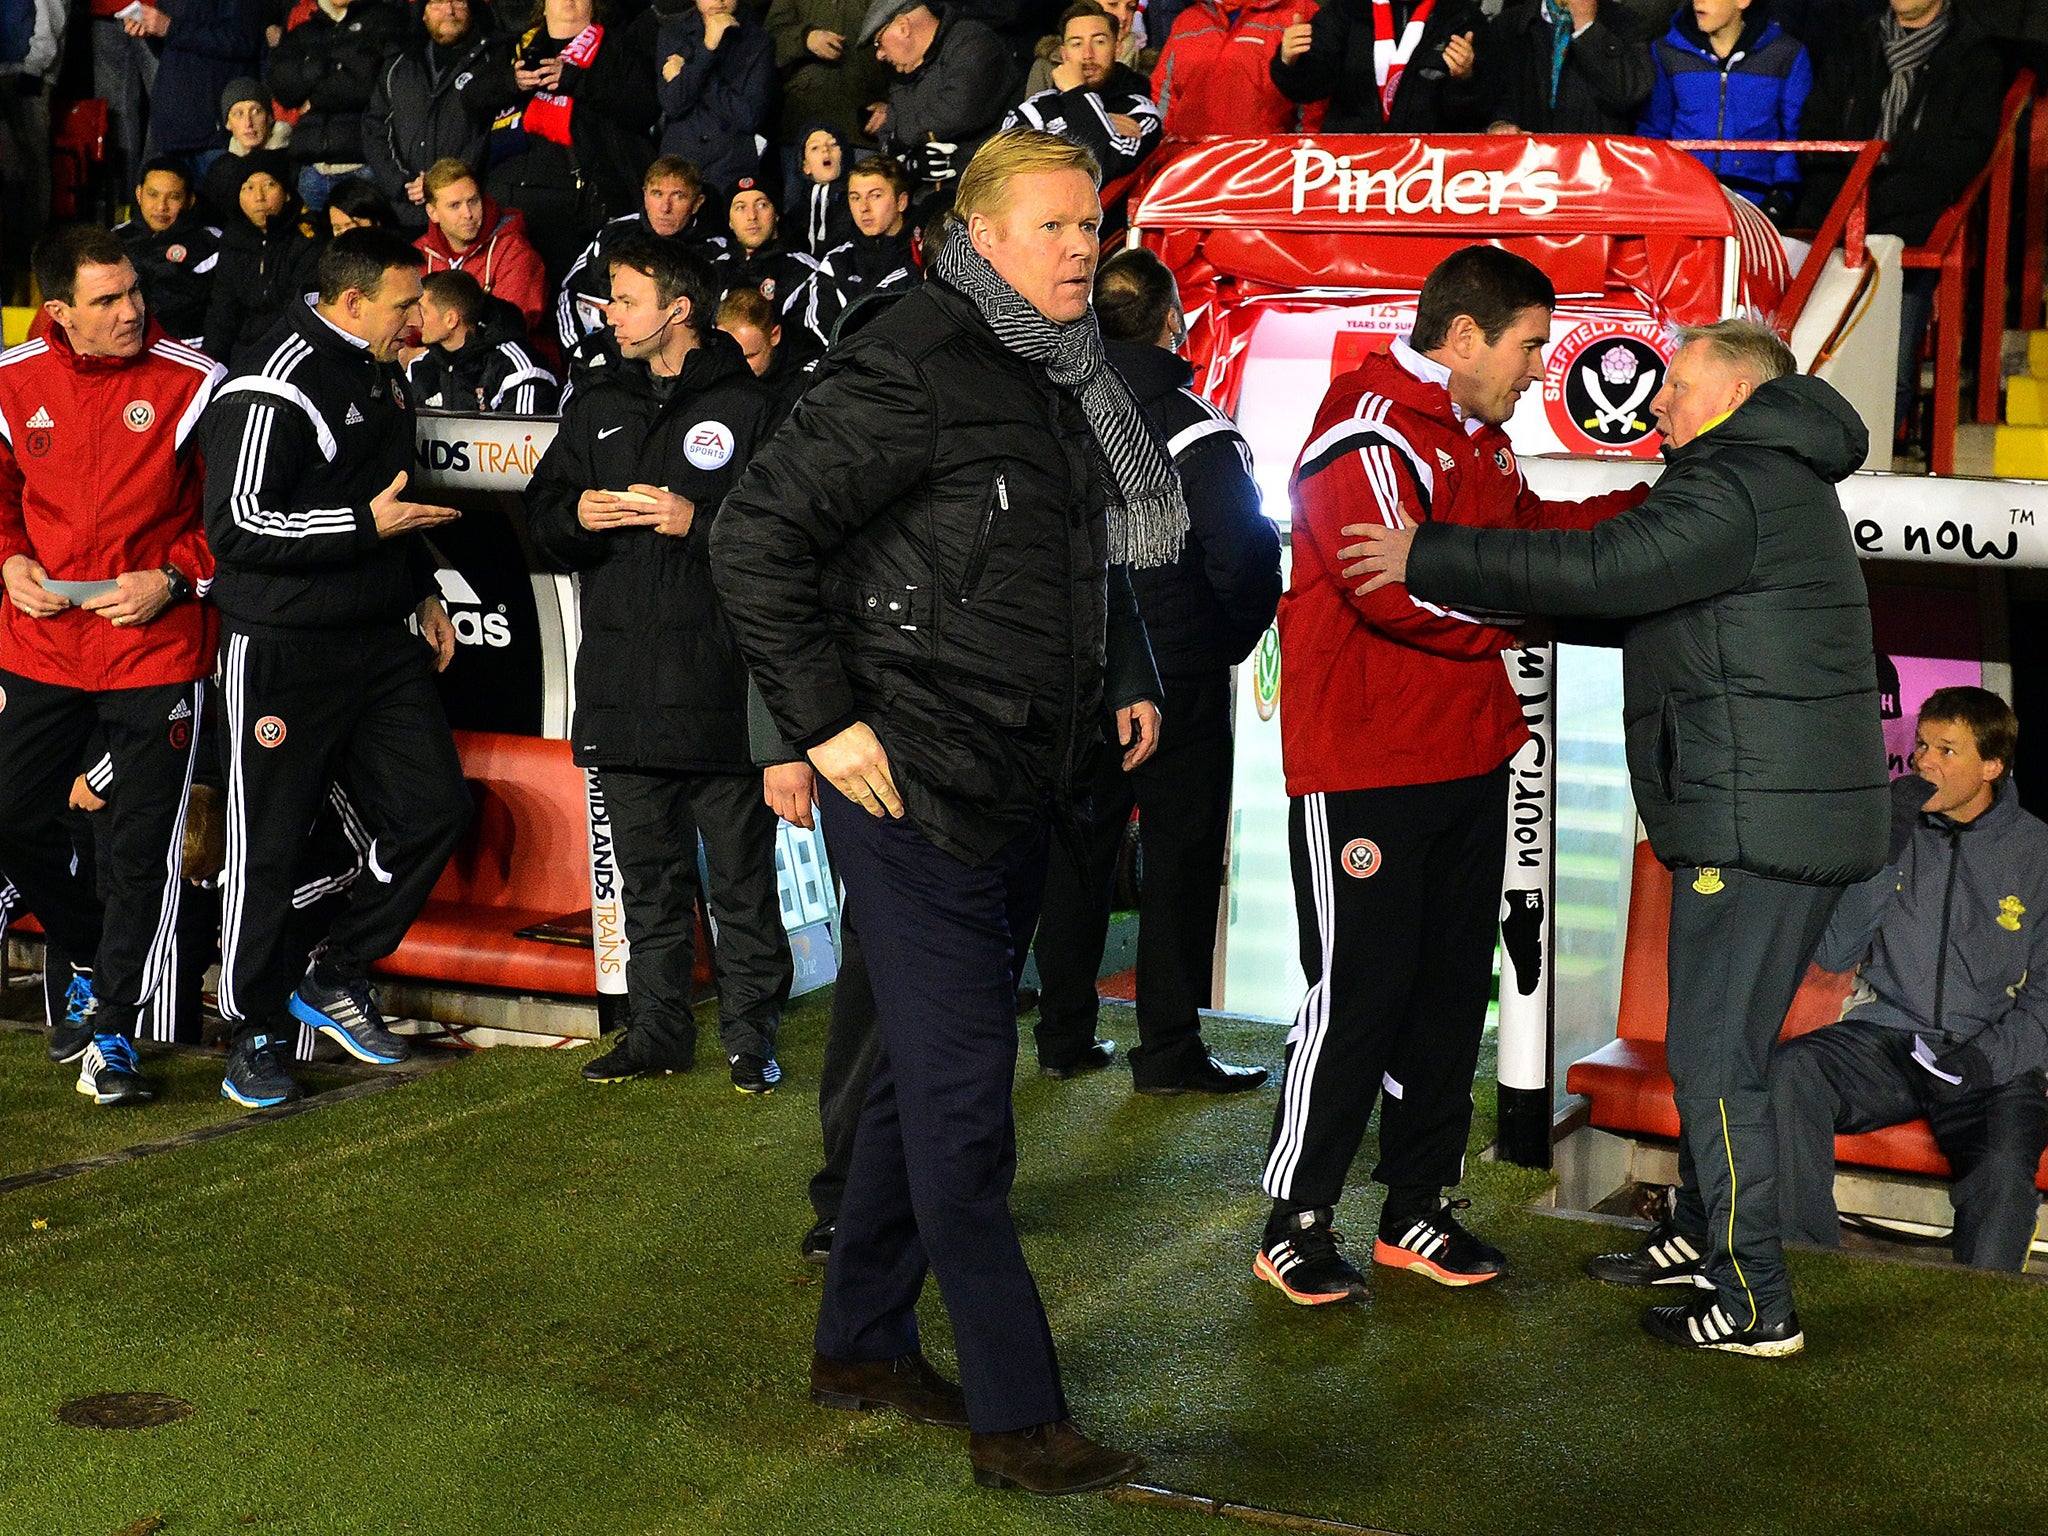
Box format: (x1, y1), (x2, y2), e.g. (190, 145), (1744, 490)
(0, 225), (222, 1108)
(415, 158), (551, 346)
(1152, 0), (1323, 137)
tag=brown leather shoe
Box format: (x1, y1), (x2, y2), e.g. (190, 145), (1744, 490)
(968, 1420), (1143, 1495)
(809, 1351), (969, 1428)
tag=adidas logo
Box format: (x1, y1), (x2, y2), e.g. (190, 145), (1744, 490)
(1688, 1304), (1737, 1344)
(345, 404), (365, 426)
(26, 407), (52, 429)
(1649, 1233), (1699, 1268)
(1435, 448), (1455, 471)
(168, 699), (192, 722)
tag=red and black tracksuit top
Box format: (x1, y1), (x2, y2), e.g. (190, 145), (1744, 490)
(1278, 339), (1644, 796)
(0, 322), (223, 692)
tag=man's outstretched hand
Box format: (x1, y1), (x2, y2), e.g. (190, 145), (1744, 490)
(1336, 521), (1415, 595)
(371, 472), (462, 538)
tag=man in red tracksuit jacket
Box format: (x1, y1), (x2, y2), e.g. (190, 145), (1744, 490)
(1255, 244), (1644, 1306)
(0, 225), (222, 1107)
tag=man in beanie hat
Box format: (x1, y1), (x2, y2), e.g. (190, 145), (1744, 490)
(718, 177), (822, 356)
(202, 149), (323, 363)
(199, 79), (282, 222)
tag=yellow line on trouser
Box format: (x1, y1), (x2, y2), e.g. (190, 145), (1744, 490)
(1719, 1097), (1758, 1329)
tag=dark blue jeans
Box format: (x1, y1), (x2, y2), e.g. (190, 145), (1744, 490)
(812, 781), (1066, 1434)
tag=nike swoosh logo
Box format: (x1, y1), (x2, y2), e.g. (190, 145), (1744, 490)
(598, 426), (624, 439)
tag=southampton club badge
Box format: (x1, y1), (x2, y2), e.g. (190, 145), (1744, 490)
(1544, 320), (1670, 459)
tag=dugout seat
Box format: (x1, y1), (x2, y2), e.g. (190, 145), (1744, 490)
(373, 731), (599, 997)
(1565, 840), (2048, 1193)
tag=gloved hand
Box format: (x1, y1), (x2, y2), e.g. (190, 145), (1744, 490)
(906, 140), (960, 184)
(1762, 188), (1796, 232)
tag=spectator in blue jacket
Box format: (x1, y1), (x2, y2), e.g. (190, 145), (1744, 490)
(1638, 0), (1812, 226)
(657, 0), (777, 196)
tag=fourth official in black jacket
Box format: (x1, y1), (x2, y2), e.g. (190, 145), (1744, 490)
(525, 240), (794, 1088)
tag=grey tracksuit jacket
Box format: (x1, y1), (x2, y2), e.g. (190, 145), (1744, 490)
(1813, 774), (2048, 1086)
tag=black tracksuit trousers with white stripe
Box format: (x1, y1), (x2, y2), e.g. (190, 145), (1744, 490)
(216, 622), (470, 1038)
(1262, 767), (1508, 1215)
(0, 667), (202, 1037)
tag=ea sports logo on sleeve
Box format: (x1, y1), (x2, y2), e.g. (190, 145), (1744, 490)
(1340, 838), (1381, 879)
(1544, 321), (1669, 459)
(684, 420), (734, 470)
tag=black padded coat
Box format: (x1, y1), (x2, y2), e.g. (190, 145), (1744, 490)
(710, 279), (1163, 866)
(1406, 373), (1888, 886)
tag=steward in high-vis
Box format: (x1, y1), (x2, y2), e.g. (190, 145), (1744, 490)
(1348, 316), (1888, 1358)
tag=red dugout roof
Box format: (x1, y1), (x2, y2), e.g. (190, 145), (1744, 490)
(1130, 135), (1791, 413)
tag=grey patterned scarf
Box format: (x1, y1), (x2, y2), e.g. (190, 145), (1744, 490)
(1877, 8), (1950, 144)
(933, 229), (1188, 569)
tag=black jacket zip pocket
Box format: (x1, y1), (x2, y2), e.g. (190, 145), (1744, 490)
(959, 473), (1005, 603)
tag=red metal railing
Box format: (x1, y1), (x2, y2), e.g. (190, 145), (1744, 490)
(2021, 95), (2048, 334)
(1901, 71), (2033, 472)
(1667, 139), (1882, 338)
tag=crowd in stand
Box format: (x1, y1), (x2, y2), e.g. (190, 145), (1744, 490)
(0, 0), (2027, 441)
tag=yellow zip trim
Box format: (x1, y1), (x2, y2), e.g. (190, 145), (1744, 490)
(1719, 1097), (1758, 1330)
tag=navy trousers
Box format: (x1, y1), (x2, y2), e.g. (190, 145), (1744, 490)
(812, 782), (1066, 1434)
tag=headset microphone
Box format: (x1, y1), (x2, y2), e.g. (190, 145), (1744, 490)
(622, 303), (686, 350)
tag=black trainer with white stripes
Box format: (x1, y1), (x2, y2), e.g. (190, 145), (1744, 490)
(1372, 1197), (1504, 1286)
(1255, 1208), (1370, 1306)
(1641, 1293), (1805, 1357)
(1586, 1219), (1713, 1288)
(75, 1033), (155, 1107)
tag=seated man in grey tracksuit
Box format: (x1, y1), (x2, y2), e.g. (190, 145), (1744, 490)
(1773, 687), (2048, 1273)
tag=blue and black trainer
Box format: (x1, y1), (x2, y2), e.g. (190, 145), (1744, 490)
(48, 969), (97, 1065)
(75, 1033), (154, 1106)
(288, 968), (410, 1066)
(221, 1032), (304, 1108)
(731, 1053), (782, 1095)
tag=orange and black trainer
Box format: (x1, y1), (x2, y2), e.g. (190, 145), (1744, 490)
(1373, 1198), (1504, 1286)
(1254, 1208), (1370, 1306)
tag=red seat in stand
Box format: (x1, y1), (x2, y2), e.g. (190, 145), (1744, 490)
(1565, 841), (2048, 1193)
(49, 98), (109, 221)
(374, 730), (598, 998)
